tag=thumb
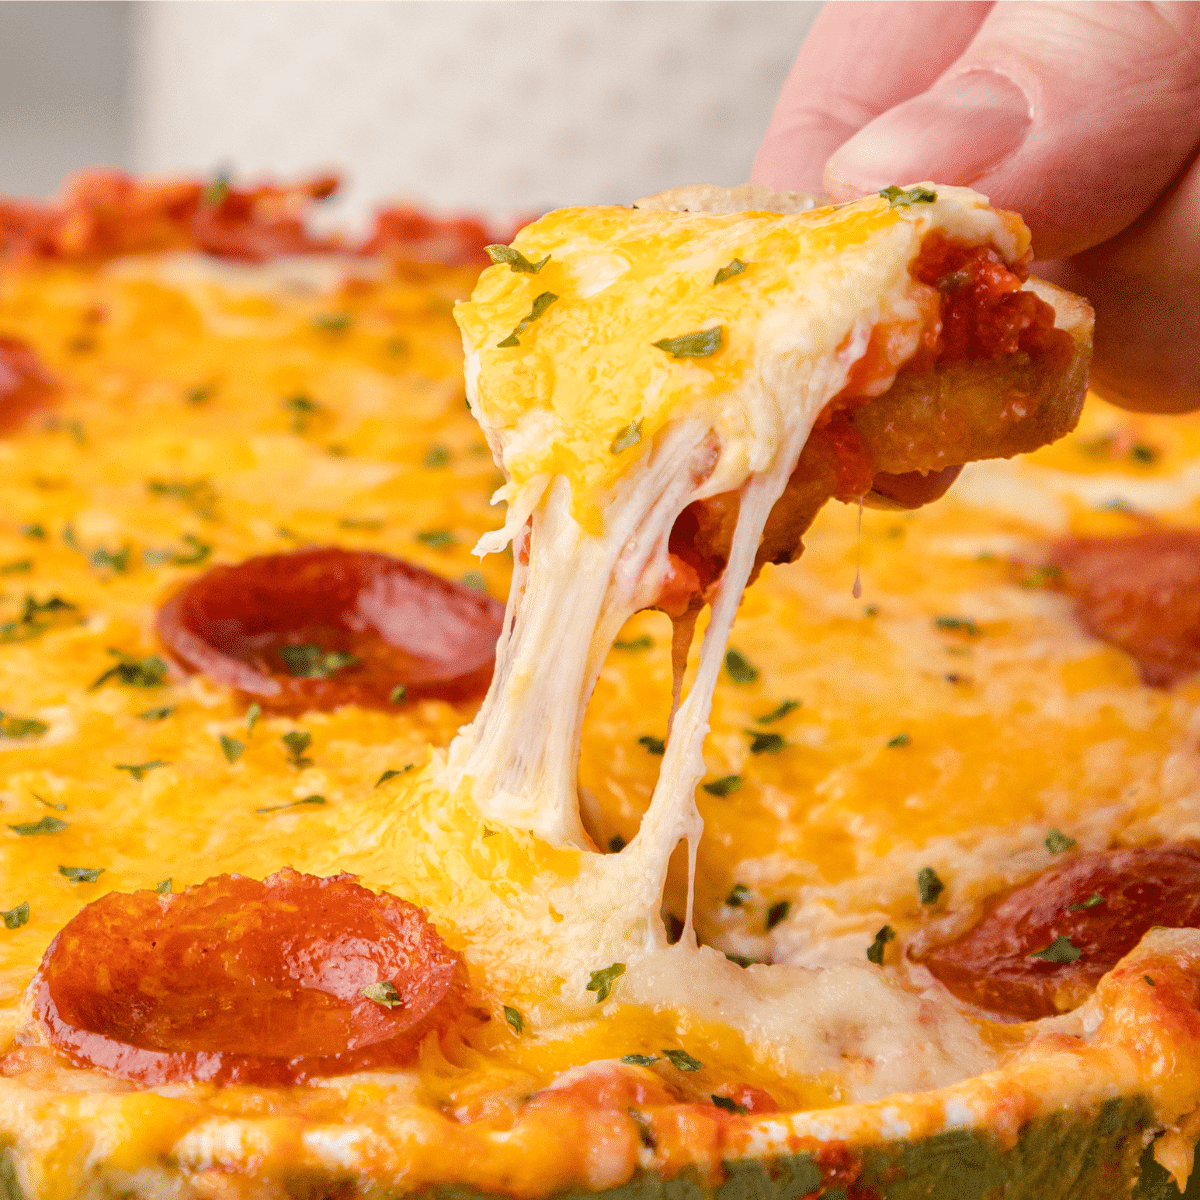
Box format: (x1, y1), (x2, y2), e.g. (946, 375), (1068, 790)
(824, 1), (1200, 261)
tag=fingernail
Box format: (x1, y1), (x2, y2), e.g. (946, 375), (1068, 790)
(825, 69), (1032, 199)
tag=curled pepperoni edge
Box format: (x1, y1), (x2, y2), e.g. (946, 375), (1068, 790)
(155, 546), (505, 714)
(32, 869), (468, 1087)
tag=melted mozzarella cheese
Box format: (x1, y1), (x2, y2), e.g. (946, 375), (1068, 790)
(446, 187), (1025, 1087)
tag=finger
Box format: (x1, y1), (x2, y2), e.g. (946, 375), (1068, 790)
(751, 2), (993, 195)
(1040, 149), (1200, 413)
(824, 2), (1200, 261)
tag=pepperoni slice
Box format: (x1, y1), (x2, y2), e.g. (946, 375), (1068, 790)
(33, 869), (467, 1086)
(156, 547), (505, 713)
(1049, 531), (1200, 687)
(921, 843), (1200, 1020)
(0, 336), (56, 434)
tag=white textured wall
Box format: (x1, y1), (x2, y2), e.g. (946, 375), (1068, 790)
(131, 1), (820, 226)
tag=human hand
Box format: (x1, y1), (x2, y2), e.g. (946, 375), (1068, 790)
(752, 1), (1200, 414)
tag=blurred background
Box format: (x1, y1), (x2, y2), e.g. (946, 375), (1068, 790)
(0, 1), (822, 229)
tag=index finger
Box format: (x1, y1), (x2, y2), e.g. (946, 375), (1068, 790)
(752, 1), (993, 194)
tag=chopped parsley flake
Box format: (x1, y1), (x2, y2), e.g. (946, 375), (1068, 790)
(185, 383), (216, 407)
(745, 730), (784, 755)
(281, 731), (313, 768)
(726, 953), (758, 968)
(2, 902), (29, 930)
(713, 259), (747, 285)
(360, 981), (402, 1008)
(917, 867), (945, 905)
(765, 900), (790, 931)
(653, 326), (723, 358)
(147, 478), (219, 521)
(586, 962), (626, 1003)
(278, 644), (358, 679)
(638, 735), (666, 756)
(613, 635), (653, 651)
(757, 699), (798, 724)
(881, 185), (937, 207)
(21, 524), (46, 539)
(8, 816), (67, 836)
(155, 879), (172, 894)
(423, 444), (451, 468)
(416, 529), (455, 548)
(662, 1048), (703, 1072)
(246, 703), (261, 732)
(1045, 828), (1077, 854)
(461, 571), (488, 593)
(138, 706), (175, 721)
(115, 760), (170, 781)
(608, 834), (626, 852)
(1, 594), (77, 644)
(887, 733), (911, 748)
(703, 775), (743, 798)
(144, 533), (212, 568)
(934, 615), (980, 636)
(256, 794), (326, 815)
(726, 883), (751, 907)
(711, 1094), (748, 1115)
(389, 684), (408, 705)
(219, 734), (245, 764)
(1031, 935), (1081, 963)
(376, 770), (402, 787)
(724, 649), (759, 684)
(497, 291), (558, 347)
(504, 1005), (524, 1034)
(200, 173), (230, 208)
(59, 866), (103, 884)
(340, 517), (384, 531)
(0, 716), (48, 739)
(1020, 565), (1063, 590)
(1144, 975), (1156, 987)
(867, 924), (896, 965)
(90, 650), (168, 691)
(485, 244), (550, 274)
(1130, 443), (1158, 464)
(621, 1053), (657, 1066)
(1069, 893), (1105, 912)
(0, 559), (32, 575)
(284, 393), (322, 433)
(313, 312), (353, 334)
(610, 419), (643, 455)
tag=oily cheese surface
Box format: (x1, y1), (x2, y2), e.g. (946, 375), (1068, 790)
(0, 251), (1199, 1193)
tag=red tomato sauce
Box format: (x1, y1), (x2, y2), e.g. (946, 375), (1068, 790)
(0, 335), (56, 434)
(31, 869), (467, 1085)
(156, 547), (505, 714)
(1049, 531), (1200, 687)
(921, 843), (1200, 1019)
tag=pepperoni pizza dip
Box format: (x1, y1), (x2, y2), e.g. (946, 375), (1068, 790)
(0, 173), (1199, 1200)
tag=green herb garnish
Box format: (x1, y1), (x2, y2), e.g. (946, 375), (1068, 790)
(613, 635), (653, 651)
(485, 245), (550, 274)
(887, 733), (911, 748)
(724, 649), (759, 684)
(1045, 828), (1077, 854)
(586, 962), (626, 1003)
(282, 731), (313, 768)
(144, 533), (212, 568)
(461, 571), (488, 593)
(867, 924), (896, 965)
(504, 1005), (524, 1034)
(662, 1048), (703, 1072)
(147, 478), (219, 521)
(934, 615), (980, 636)
(313, 313), (353, 334)
(725, 953), (758, 968)
(185, 383), (216, 406)
(1144, 975), (1156, 987)
(8, 816), (67, 836)
(90, 650), (168, 691)
(0, 716), (48, 739)
(246, 703), (261, 732)
(881, 185), (937, 207)
(638, 735), (666, 756)
(726, 883), (751, 907)
(21, 524), (46, 539)
(284, 393), (322, 433)
(138, 706), (174, 721)
(1069, 894), (1105, 912)
(2, 902), (29, 929)
(389, 685), (408, 705)
(713, 259), (747, 285)
(608, 834), (626, 852)
(1, 594), (77, 644)
(745, 730), (784, 755)
(497, 291), (558, 347)
(610, 419), (643, 455)
(256, 794), (326, 815)
(423, 444), (451, 468)
(1031, 935), (1081, 963)
(757, 699), (798, 723)
(703, 775), (743, 798)
(765, 900), (790, 931)
(340, 517), (384, 531)
(918, 867), (945, 905)
(155, 879), (172, 894)
(360, 981), (402, 1008)
(1020, 565), (1063, 590)
(219, 734), (245, 764)
(376, 770), (402, 787)
(115, 760), (170, 781)
(416, 530), (455, 548)
(200, 173), (230, 208)
(711, 1094), (748, 1114)
(278, 644), (358, 679)
(621, 1053), (657, 1066)
(653, 327), (723, 358)
(59, 866), (103, 883)
(0, 560), (32, 576)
